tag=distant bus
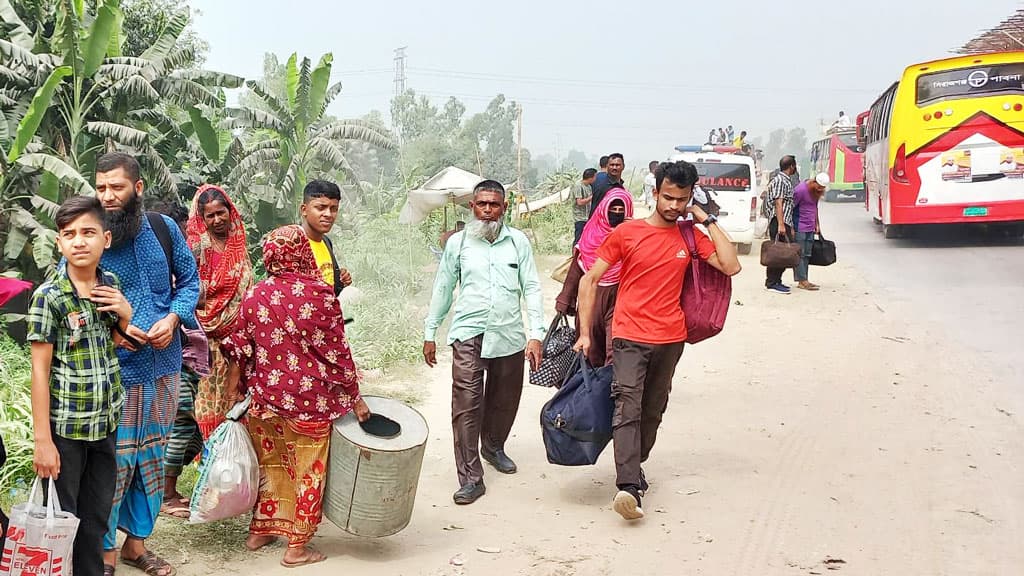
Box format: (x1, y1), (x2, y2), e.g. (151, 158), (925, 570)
(863, 51), (1024, 238)
(809, 127), (865, 202)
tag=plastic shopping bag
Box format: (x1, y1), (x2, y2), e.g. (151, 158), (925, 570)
(189, 396), (259, 524)
(0, 478), (80, 576)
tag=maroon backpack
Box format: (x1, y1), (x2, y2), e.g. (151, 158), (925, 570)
(677, 221), (732, 344)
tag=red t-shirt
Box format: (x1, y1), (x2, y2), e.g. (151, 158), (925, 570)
(596, 219), (717, 344)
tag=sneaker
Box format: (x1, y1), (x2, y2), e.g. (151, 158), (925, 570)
(613, 487), (645, 521)
(639, 468), (649, 495)
(766, 283), (791, 294)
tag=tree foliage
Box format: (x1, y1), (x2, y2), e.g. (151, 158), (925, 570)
(226, 52), (395, 231)
(391, 89), (537, 190)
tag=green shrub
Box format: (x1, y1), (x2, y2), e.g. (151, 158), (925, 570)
(517, 202), (573, 256)
(335, 213), (435, 370)
(0, 334), (33, 497)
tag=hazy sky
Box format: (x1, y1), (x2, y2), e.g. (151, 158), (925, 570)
(192, 0), (1016, 169)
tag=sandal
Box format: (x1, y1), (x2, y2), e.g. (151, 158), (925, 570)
(104, 565), (116, 576)
(280, 549), (326, 568)
(122, 551), (176, 576)
(160, 499), (190, 519)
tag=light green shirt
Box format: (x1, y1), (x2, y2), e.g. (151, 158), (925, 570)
(424, 227), (545, 358)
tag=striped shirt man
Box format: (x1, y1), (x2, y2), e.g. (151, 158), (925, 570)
(765, 171), (795, 228)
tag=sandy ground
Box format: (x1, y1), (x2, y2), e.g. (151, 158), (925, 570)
(165, 236), (1022, 576)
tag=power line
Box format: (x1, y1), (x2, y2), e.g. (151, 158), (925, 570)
(407, 66), (881, 95)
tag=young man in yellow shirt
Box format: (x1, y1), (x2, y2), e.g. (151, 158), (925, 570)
(300, 180), (352, 294)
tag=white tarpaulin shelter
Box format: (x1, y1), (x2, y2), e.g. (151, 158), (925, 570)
(398, 166), (485, 225)
(515, 185), (571, 216)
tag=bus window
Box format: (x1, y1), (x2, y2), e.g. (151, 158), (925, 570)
(916, 63), (1024, 105)
(839, 133), (863, 153)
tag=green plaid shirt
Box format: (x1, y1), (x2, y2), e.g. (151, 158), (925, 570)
(26, 267), (124, 441)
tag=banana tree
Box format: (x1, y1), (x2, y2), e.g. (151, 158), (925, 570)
(0, 0), (242, 191)
(225, 52), (395, 232)
(1, 65), (96, 275)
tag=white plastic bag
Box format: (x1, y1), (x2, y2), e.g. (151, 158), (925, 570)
(755, 214), (770, 239)
(0, 478), (79, 576)
(189, 397), (259, 524)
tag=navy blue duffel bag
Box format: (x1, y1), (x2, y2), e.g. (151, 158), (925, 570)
(540, 353), (615, 466)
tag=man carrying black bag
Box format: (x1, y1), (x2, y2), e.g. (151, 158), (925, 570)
(792, 172), (830, 291)
(575, 161), (741, 521)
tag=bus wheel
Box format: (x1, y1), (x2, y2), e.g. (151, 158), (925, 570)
(737, 243), (752, 255)
(883, 224), (904, 239)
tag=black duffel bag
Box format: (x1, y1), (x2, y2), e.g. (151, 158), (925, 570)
(810, 233), (837, 266)
(540, 353), (615, 466)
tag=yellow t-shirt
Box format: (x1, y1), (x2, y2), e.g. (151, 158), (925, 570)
(308, 239), (334, 287)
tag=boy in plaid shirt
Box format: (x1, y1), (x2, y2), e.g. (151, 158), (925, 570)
(27, 196), (134, 576)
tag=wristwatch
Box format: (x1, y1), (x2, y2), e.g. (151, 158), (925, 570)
(702, 214), (718, 227)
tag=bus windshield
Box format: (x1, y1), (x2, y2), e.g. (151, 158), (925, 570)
(838, 133), (864, 153)
(916, 63), (1024, 105)
(694, 163), (752, 191)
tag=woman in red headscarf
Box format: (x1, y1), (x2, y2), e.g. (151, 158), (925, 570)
(185, 184), (255, 438)
(556, 187), (633, 367)
(222, 225), (369, 568)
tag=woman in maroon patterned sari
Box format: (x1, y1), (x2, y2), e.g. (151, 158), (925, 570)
(222, 225), (369, 567)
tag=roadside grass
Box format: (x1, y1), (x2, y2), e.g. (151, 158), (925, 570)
(0, 333), (33, 502)
(517, 202), (573, 256)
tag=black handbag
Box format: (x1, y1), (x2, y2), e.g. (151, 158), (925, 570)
(528, 314), (577, 387)
(809, 233), (837, 266)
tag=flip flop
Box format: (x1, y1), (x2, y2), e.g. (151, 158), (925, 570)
(160, 499), (190, 519)
(122, 551), (176, 576)
(280, 549), (326, 568)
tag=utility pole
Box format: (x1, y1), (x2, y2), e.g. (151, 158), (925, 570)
(393, 47), (407, 142)
(393, 46), (407, 98)
(516, 102), (523, 195)
(514, 102), (536, 244)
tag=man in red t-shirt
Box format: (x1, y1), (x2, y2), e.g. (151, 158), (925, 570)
(575, 160), (741, 521)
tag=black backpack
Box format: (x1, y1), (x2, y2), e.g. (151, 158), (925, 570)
(145, 212), (189, 345)
(321, 235), (344, 297)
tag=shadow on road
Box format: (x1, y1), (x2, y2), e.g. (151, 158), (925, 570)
(877, 224), (1024, 249)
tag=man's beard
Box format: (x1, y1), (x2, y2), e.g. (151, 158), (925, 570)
(466, 218), (503, 243)
(105, 193), (143, 248)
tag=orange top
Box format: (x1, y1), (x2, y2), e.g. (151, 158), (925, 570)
(596, 220), (717, 344)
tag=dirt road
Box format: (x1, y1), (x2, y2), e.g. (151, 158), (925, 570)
(174, 224), (1022, 576)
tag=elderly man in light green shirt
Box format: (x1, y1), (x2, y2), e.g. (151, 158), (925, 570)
(424, 179), (545, 506)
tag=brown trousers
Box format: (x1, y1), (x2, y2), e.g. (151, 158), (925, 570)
(610, 338), (685, 490)
(451, 335), (525, 486)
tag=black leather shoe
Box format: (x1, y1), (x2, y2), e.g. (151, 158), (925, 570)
(481, 448), (517, 474)
(453, 481), (486, 505)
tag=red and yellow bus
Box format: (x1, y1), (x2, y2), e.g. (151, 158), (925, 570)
(862, 51), (1024, 238)
(809, 127), (865, 202)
